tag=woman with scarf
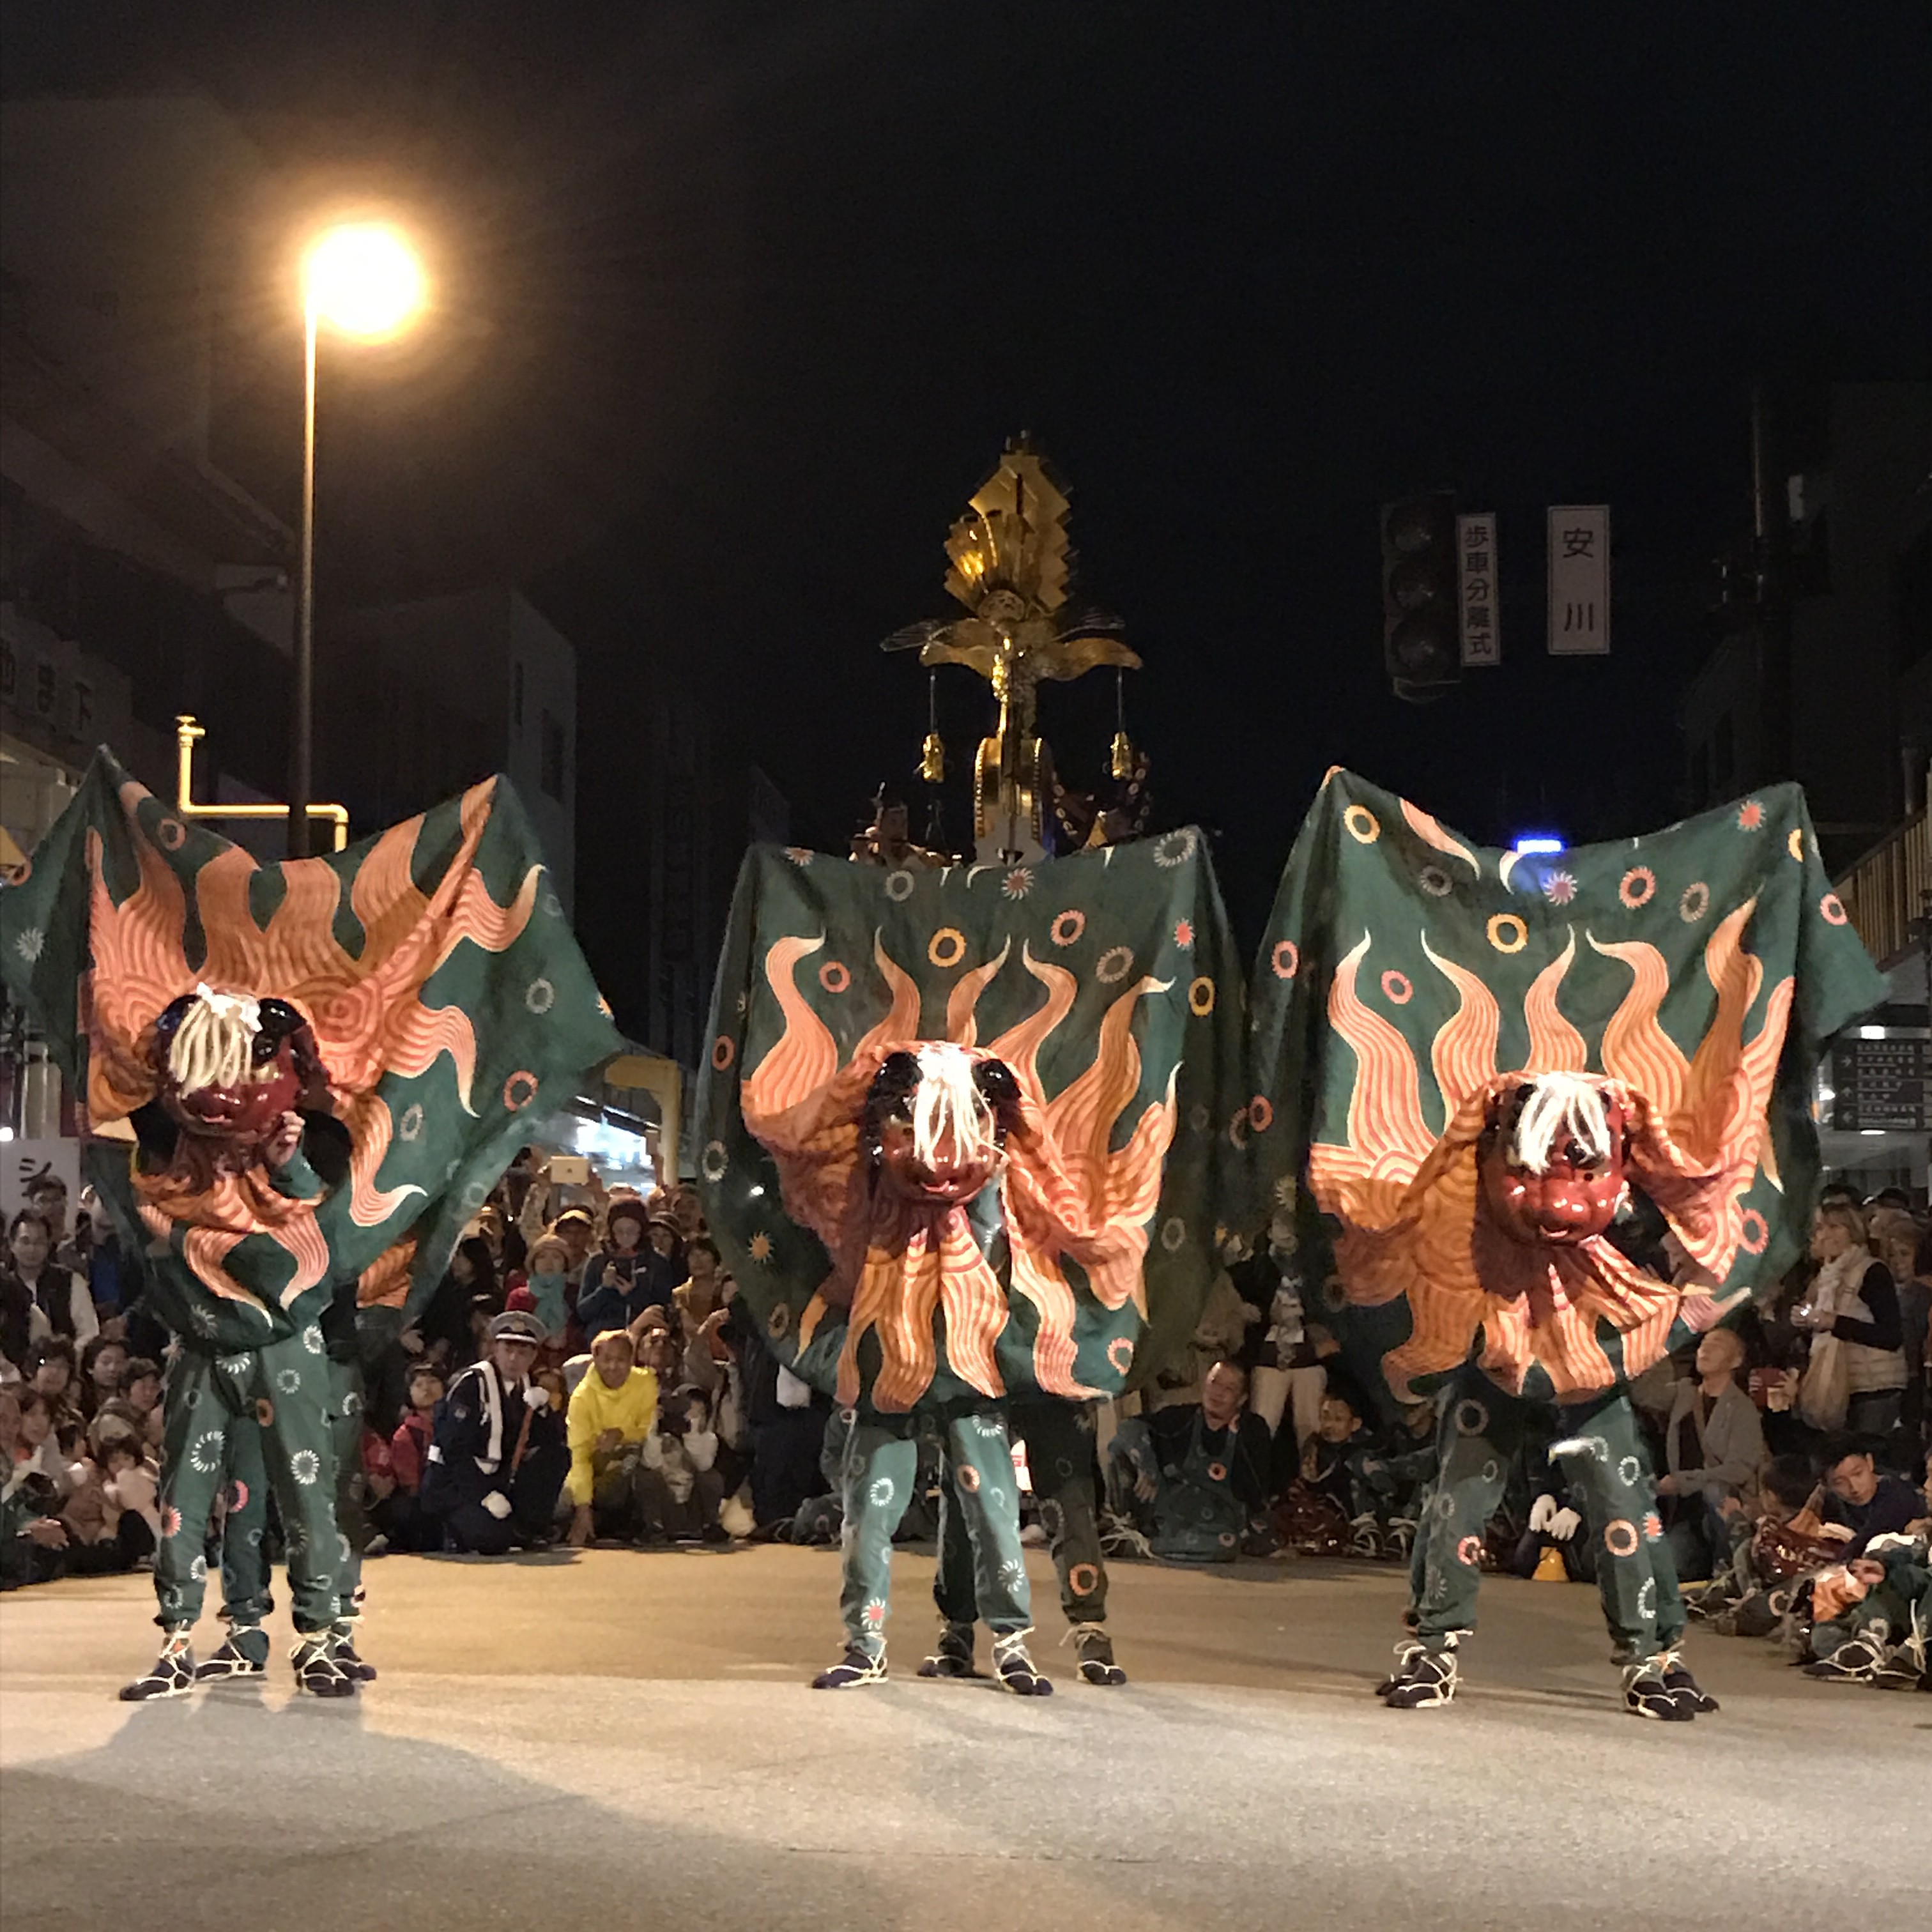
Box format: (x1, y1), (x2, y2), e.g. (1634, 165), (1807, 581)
(1799, 1201), (1908, 1438)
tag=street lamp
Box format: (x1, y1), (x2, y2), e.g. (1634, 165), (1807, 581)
(289, 221), (426, 857)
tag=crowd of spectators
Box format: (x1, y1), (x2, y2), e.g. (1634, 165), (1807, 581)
(2, 1151), (1927, 1692)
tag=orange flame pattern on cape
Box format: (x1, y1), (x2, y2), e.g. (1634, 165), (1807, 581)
(744, 935), (1176, 1411)
(87, 777), (540, 1317)
(1308, 903), (1788, 1399)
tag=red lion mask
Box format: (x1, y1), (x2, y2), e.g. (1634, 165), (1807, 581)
(1477, 1073), (1630, 1246)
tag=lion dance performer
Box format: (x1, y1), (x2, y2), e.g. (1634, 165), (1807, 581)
(0, 753), (618, 1698)
(695, 831), (1244, 1690)
(1247, 770), (1885, 1719)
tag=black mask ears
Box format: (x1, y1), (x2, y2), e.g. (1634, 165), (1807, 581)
(973, 1059), (1023, 1139)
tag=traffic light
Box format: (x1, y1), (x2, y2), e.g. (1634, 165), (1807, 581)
(1381, 492), (1460, 700)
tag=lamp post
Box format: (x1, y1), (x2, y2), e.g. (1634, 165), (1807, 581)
(289, 222), (426, 857)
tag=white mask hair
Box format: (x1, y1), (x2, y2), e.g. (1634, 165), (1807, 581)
(1509, 1072), (1612, 1175)
(908, 1045), (997, 1173)
(166, 984), (263, 1093)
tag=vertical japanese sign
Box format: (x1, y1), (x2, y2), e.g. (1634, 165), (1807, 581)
(1547, 505), (1610, 654)
(1457, 512), (1500, 666)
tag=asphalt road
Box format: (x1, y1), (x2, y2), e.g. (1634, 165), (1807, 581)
(1, 1546), (1922, 1931)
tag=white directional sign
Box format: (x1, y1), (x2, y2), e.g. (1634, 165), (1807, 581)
(1547, 504), (1610, 655)
(1457, 512), (1500, 666)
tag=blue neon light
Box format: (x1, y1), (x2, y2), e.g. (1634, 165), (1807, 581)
(1512, 836), (1565, 855)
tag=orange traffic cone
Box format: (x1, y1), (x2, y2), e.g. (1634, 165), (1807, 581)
(1533, 1544), (1570, 1583)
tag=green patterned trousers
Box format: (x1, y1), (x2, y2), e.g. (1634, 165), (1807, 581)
(839, 1402), (1032, 1660)
(1413, 1365), (1686, 1661)
(215, 1353), (368, 1633)
(155, 1330), (342, 1635)
(936, 1399), (1108, 1627)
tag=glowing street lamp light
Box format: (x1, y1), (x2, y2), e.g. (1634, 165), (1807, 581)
(289, 221), (427, 857)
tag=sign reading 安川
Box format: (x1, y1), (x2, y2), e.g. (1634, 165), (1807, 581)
(1547, 504), (1610, 656)
(1457, 512), (1500, 667)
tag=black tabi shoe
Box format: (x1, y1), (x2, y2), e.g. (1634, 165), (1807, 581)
(328, 1625), (378, 1682)
(1659, 1658), (1718, 1713)
(119, 1633), (197, 1701)
(291, 1632), (360, 1698)
(992, 1630), (1054, 1697)
(1384, 1647), (1460, 1710)
(1069, 1623), (1127, 1687)
(1623, 1658), (1695, 1721)
(193, 1630), (270, 1682)
(813, 1646), (888, 1689)
(916, 1621), (979, 1679)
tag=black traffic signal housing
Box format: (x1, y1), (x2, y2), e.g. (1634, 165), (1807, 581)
(1381, 492), (1460, 701)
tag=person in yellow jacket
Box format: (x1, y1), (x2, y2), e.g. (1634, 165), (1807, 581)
(564, 1329), (659, 1547)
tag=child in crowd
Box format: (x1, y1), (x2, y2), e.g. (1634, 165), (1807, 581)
(641, 1386), (728, 1543)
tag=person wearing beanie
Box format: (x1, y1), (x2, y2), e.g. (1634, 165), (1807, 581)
(521, 1232), (575, 1344)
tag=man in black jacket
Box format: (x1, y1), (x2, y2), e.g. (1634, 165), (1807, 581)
(420, 1310), (568, 1553)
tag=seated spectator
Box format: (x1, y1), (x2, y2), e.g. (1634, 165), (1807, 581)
(577, 1200), (674, 1337)
(564, 1327), (660, 1547)
(674, 1239), (732, 1381)
(4, 1209), (96, 1347)
(78, 1336), (129, 1422)
(641, 1386), (729, 1544)
(8, 1390), (72, 1501)
(420, 1310), (567, 1554)
(1659, 1327), (1767, 1579)
(0, 1390), (69, 1588)
(62, 1434), (158, 1575)
(520, 1232), (576, 1346)
(1817, 1436), (1922, 1556)
(1347, 1399), (1439, 1558)
(1109, 1360), (1273, 1561)
(1798, 1202), (1907, 1437)
(27, 1338), (82, 1427)
(119, 1357), (164, 1451)
(371, 1363), (445, 1552)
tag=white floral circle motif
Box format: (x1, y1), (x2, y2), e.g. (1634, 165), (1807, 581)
(1418, 866), (1453, 898)
(277, 1368), (303, 1394)
(1096, 945), (1134, 985)
(464, 1180), (490, 1208)
(785, 847), (814, 867)
(342, 1389), (362, 1416)
(1453, 1399), (1490, 1438)
(885, 870), (916, 903)
(1188, 1103), (1211, 1134)
(218, 1353), (252, 1377)
(1480, 1459), (1500, 1484)
(701, 1140), (730, 1183)
(525, 977), (556, 1015)
(1153, 828), (1198, 868)
(1002, 866), (1034, 900)
(1160, 1216), (1187, 1253)
(183, 1389), (201, 1409)
(13, 927), (45, 963)
(542, 892), (564, 918)
(1637, 1577), (1656, 1619)
(285, 1526), (308, 1556)
(399, 1103), (425, 1142)
(1434, 1491), (1459, 1520)
(191, 1307), (219, 1337)
(190, 1555), (208, 1581)
(302, 1326), (324, 1355)
(1618, 1455), (1642, 1488)
(290, 1448), (321, 1487)
(1000, 1557), (1026, 1585)
(339, 1533), (354, 1563)
(188, 1432), (223, 1473)
(986, 1487), (1008, 1510)
(868, 1476), (896, 1508)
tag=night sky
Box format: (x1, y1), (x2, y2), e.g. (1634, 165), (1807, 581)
(7, 3), (1929, 1022)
